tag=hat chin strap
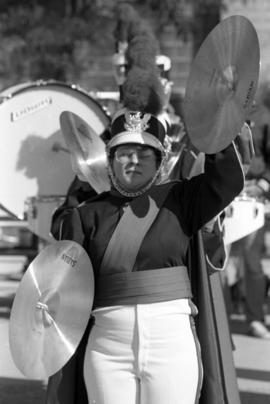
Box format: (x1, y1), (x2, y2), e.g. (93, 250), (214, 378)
(108, 159), (165, 198)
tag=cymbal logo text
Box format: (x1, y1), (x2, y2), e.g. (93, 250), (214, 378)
(243, 81), (255, 109)
(61, 246), (79, 267)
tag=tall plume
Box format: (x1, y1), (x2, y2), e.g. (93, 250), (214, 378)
(122, 67), (165, 116)
(114, 3), (165, 116)
(125, 35), (159, 72)
(114, 3), (155, 49)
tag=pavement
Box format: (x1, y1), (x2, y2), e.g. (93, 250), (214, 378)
(230, 315), (270, 404)
(0, 257), (270, 404)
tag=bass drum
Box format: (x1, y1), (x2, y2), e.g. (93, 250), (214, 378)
(0, 80), (110, 233)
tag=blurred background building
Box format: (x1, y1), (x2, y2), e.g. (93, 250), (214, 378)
(0, 0), (268, 95)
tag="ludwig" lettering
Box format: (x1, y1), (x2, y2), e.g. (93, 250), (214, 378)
(11, 97), (52, 122)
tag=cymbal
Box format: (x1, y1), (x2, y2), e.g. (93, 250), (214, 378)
(183, 15), (260, 154)
(60, 111), (110, 193)
(9, 240), (94, 379)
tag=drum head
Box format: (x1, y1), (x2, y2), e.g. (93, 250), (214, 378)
(0, 81), (110, 219)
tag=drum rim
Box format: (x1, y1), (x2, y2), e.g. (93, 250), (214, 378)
(0, 79), (111, 122)
(25, 195), (67, 203)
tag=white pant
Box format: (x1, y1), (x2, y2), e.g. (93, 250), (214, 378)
(84, 299), (203, 404)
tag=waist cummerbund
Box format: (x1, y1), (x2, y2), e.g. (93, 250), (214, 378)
(94, 266), (192, 307)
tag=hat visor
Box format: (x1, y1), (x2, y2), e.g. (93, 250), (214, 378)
(107, 131), (164, 152)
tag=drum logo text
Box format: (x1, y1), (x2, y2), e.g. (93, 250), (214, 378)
(11, 97), (52, 122)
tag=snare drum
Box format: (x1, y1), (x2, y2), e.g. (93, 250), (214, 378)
(223, 196), (265, 245)
(0, 80), (110, 223)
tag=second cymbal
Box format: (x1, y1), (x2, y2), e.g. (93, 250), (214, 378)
(183, 15), (260, 154)
(60, 111), (110, 193)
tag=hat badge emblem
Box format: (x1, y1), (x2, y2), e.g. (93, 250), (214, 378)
(124, 111), (150, 133)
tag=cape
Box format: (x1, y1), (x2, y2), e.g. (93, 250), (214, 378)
(45, 231), (241, 404)
(189, 232), (241, 404)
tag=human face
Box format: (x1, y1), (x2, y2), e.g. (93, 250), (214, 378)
(112, 144), (158, 191)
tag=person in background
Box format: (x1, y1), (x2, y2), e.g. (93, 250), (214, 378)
(229, 98), (270, 339)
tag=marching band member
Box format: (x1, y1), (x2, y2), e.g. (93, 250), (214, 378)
(46, 6), (255, 404)
(46, 62), (244, 404)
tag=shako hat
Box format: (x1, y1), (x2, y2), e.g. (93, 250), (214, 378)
(109, 108), (168, 154)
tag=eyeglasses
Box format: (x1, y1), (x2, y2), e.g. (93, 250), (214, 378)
(114, 146), (156, 163)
